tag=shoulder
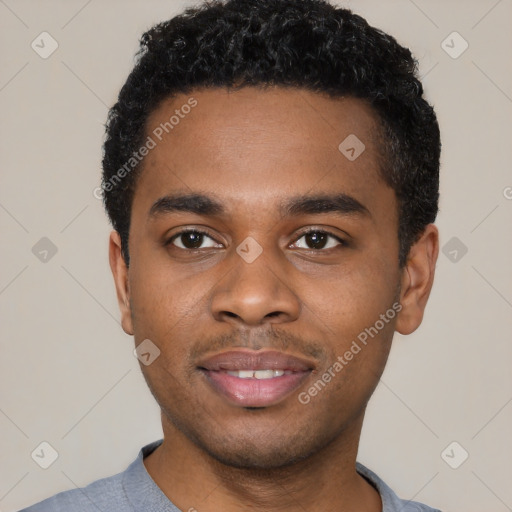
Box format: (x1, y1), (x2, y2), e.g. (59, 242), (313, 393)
(356, 462), (442, 512)
(17, 440), (167, 512)
(18, 470), (129, 512)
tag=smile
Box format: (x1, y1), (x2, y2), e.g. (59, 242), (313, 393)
(225, 369), (291, 379)
(197, 349), (315, 407)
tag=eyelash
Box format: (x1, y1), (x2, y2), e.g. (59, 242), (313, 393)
(165, 228), (347, 252)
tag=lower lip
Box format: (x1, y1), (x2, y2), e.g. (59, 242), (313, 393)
(201, 370), (311, 407)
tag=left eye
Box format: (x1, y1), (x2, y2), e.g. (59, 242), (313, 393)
(292, 231), (344, 250)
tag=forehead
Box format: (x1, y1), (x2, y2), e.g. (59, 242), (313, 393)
(135, 87), (388, 215)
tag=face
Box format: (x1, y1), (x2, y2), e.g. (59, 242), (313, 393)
(110, 87), (438, 469)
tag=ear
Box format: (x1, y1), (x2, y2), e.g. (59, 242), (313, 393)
(395, 224), (439, 335)
(109, 230), (134, 335)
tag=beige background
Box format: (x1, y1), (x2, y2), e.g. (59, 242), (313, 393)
(1, 0), (511, 511)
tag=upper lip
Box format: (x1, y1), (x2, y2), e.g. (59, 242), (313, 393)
(197, 349), (315, 372)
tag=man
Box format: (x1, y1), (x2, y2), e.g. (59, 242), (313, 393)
(21, 0), (441, 510)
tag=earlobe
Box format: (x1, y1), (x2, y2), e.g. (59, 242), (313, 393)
(108, 231), (134, 335)
(395, 224), (439, 335)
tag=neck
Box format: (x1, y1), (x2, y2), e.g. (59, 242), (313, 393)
(144, 412), (382, 512)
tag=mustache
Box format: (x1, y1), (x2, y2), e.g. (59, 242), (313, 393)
(188, 327), (325, 363)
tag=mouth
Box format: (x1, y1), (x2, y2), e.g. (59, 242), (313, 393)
(197, 350), (314, 407)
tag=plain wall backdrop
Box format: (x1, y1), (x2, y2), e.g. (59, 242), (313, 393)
(1, 0), (511, 511)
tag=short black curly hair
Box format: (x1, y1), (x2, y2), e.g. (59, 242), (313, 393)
(102, 0), (440, 267)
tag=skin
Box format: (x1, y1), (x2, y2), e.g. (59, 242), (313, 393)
(109, 87), (439, 512)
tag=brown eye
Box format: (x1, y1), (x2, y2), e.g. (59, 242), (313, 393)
(292, 230), (344, 250)
(169, 230), (221, 250)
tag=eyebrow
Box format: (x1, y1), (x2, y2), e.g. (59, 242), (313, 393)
(149, 193), (224, 218)
(148, 192), (370, 220)
(280, 193), (370, 219)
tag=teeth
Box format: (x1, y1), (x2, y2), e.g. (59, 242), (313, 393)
(226, 369), (288, 379)
(254, 370), (275, 379)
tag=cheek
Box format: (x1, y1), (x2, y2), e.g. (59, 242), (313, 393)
(127, 254), (222, 366)
(304, 261), (399, 343)
(128, 264), (202, 394)
(301, 275), (396, 412)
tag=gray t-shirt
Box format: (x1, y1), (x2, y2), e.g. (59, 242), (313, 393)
(19, 439), (441, 512)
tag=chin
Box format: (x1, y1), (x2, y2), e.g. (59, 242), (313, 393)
(190, 427), (325, 470)
(205, 444), (311, 470)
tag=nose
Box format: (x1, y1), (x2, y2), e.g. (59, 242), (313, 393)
(210, 249), (301, 327)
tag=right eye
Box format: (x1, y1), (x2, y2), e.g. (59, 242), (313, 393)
(166, 230), (223, 250)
